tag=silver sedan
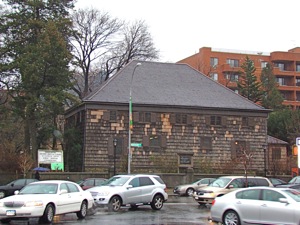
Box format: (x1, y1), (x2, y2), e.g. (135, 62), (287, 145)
(209, 186), (300, 225)
(173, 178), (216, 196)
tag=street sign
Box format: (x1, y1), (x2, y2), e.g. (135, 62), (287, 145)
(297, 137), (300, 168)
(131, 143), (142, 147)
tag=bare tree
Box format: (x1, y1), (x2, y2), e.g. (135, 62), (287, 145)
(18, 151), (34, 178)
(70, 8), (122, 99)
(102, 20), (159, 80)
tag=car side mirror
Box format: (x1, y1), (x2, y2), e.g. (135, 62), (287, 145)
(228, 184), (234, 189)
(14, 190), (19, 195)
(126, 185), (133, 189)
(279, 198), (289, 204)
(59, 189), (68, 195)
(10, 183), (14, 187)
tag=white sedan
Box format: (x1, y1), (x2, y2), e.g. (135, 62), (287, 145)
(0, 180), (94, 224)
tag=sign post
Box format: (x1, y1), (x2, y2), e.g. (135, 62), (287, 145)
(296, 137), (300, 168)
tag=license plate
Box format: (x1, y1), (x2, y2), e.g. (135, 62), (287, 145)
(6, 210), (16, 216)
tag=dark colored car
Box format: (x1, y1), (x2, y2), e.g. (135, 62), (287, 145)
(0, 178), (38, 199)
(77, 178), (107, 190)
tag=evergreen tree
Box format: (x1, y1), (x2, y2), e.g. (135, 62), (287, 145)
(260, 63), (284, 110)
(0, 0), (75, 161)
(237, 56), (264, 103)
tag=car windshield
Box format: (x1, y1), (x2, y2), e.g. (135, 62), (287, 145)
(288, 177), (300, 184)
(101, 176), (130, 186)
(283, 189), (300, 202)
(209, 178), (231, 188)
(19, 183), (58, 194)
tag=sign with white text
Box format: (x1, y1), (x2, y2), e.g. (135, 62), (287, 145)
(38, 150), (63, 164)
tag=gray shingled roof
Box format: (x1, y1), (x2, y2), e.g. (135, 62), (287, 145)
(267, 135), (288, 145)
(84, 60), (268, 112)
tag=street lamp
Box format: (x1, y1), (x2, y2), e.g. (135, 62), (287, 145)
(113, 138), (117, 175)
(128, 62), (141, 174)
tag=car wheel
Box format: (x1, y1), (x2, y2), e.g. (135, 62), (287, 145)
(0, 190), (5, 199)
(223, 210), (240, 225)
(40, 204), (55, 224)
(186, 188), (194, 196)
(76, 200), (87, 219)
(0, 218), (11, 224)
(150, 194), (164, 210)
(108, 196), (121, 212)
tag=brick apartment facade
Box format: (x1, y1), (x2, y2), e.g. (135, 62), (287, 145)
(178, 47), (300, 109)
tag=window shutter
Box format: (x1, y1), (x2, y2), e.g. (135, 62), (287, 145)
(170, 114), (175, 124)
(143, 135), (150, 147)
(103, 111), (110, 121)
(221, 117), (227, 126)
(205, 116), (211, 125)
(231, 141), (237, 159)
(187, 115), (192, 125)
(151, 113), (156, 122)
(108, 137), (113, 156)
(161, 135), (167, 148)
(133, 112), (139, 122)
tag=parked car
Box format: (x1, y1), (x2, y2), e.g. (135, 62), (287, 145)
(193, 176), (273, 206)
(88, 174), (168, 212)
(173, 178), (216, 196)
(268, 177), (287, 187)
(0, 178), (38, 199)
(209, 186), (300, 225)
(0, 180), (94, 224)
(288, 176), (300, 184)
(77, 178), (107, 190)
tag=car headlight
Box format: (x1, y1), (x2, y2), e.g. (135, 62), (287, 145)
(208, 192), (216, 198)
(0, 202), (3, 207)
(24, 201), (43, 207)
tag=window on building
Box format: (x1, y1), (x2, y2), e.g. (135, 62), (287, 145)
(200, 137), (212, 150)
(226, 59), (239, 67)
(242, 117), (248, 126)
(296, 78), (300, 86)
(225, 73), (239, 82)
(297, 64), (300, 72)
(175, 114), (188, 124)
(272, 148), (281, 160)
(276, 77), (286, 86)
(139, 112), (151, 123)
(110, 111), (117, 121)
(210, 73), (218, 81)
(210, 116), (222, 126)
(210, 57), (218, 67)
(275, 63), (285, 71)
(261, 61), (268, 68)
(296, 92), (300, 101)
(150, 135), (161, 148)
(233, 140), (247, 158)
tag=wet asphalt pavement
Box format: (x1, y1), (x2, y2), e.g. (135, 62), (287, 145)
(6, 195), (213, 225)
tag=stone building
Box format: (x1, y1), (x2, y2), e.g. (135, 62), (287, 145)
(64, 60), (270, 175)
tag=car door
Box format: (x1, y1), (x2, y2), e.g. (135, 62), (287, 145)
(66, 183), (83, 212)
(234, 189), (261, 224)
(140, 177), (155, 202)
(56, 183), (73, 214)
(124, 177), (143, 204)
(260, 189), (294, 224)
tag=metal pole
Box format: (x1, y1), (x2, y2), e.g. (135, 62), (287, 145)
(113, 138), (117, 176)
(128, 63), (141, 174)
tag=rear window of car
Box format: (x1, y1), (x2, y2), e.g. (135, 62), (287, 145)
(153, 176), (165, 184)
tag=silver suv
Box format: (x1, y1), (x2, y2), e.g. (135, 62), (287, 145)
(88, 174), (168, 211)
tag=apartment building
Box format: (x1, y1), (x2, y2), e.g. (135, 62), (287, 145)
(178, 47), (300, 109)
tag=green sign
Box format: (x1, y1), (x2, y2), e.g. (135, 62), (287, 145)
(131, 143), (142, 147)
(51, 162), (64, 171)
